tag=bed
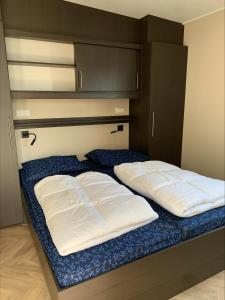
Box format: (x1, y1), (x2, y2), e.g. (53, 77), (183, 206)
(20, 155), (225, 300)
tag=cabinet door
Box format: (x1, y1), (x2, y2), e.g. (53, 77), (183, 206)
(75, 43), (139, 92)
(0, 20), (23, 228)
(149, 42), (187, 166)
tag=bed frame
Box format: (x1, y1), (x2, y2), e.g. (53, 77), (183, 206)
(22, 193), (225, 300)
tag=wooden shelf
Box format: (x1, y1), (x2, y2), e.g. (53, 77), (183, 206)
(11, 91), (140, 100)
(5, 29), (143, 50)
(8, 60), (75, 69)
(14, 116), (132, 129)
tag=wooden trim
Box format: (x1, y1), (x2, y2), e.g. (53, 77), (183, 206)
(14, 116), (132, 129)
(21, 193), (225, 300)
(11, 91), (140, 100)
(5, 29), (143, 50)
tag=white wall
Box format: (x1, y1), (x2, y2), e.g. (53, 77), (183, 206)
(14, 98), (129, 163)
(182, 10), (225, 180)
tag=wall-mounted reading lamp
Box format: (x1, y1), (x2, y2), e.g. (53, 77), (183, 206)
(21, 130), (37, 146)
(111, 125), (124, 134)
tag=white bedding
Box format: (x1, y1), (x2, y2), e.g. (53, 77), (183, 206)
(34, 172), (158, 256)
(114, 161), (225, 218)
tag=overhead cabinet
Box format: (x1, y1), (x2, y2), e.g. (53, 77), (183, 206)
(7, 38), (141, 98)
(74, 43), (140, 92)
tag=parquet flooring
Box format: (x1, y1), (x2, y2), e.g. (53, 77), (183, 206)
(0, 225), (224, 300)
(0, 225), (51, 300)
(171, 271), (224, 300)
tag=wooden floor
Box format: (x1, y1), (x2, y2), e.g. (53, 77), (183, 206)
(0, 225), (224, 300)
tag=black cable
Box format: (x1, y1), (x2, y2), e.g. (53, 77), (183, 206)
(29, 133), (37, 146)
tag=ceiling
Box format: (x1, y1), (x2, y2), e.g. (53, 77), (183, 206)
(65, 0), (224, 23)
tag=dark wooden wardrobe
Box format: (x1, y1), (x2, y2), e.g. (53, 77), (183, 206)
(0, 6), (23, 228)
(130, 16), (187, 166)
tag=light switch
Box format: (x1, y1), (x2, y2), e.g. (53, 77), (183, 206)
(115, 107), (125, 114)
(16, 109), (30, 117)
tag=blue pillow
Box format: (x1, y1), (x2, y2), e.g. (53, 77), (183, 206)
(85, 149), (149, 167)
(22, 155), (89, 181)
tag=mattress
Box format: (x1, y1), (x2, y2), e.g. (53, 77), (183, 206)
(156, 204), (225, 240)
(20, 167), (182, 289)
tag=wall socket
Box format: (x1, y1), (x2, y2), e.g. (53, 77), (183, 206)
(16, 109), (30, 117)
(115, 107), (125, 114)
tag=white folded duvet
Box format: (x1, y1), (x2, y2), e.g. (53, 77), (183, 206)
(34, 172), (158, 256)
(114, 161), (225, 218)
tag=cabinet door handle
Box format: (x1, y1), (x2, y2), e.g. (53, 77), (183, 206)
(8, 117), (13, 148)
(79, 70), (83, 89)
(136, 73), (139, 91)
(151, 112), (155, 137)
(75, 68), (78, 91)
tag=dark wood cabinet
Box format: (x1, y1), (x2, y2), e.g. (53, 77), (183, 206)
(75, 44), (140, 92)
(0, 18), (23, 228)
(148, 42), (187, 165)
(130, 42), (187, 166)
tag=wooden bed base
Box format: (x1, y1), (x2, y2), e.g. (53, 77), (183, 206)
(22, 195), (225, 300)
